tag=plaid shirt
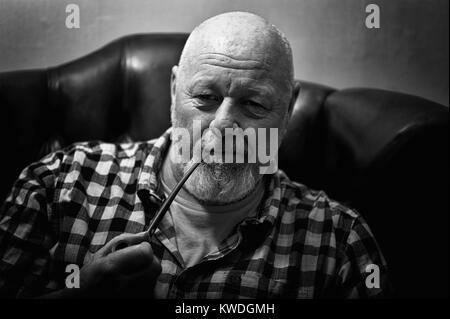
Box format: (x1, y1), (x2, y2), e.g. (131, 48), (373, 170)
(0, 128), (389, 298)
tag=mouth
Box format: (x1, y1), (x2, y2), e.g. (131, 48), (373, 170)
(204, 148), (248, 163)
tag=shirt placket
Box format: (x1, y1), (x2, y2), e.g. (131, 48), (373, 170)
(156, 207), (269, 298)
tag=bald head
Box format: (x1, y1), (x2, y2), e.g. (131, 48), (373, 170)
(178, 12), (294, 91)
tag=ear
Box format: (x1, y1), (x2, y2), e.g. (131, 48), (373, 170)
(287, 81), (301, 119)
(281, 81), (301, 139)
(170, 65), (178, 106)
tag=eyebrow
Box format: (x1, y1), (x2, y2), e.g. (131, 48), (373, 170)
(231, 79), (278, 104)
(186, 69), (283, 107)
(189, 77), (276, 101)
(188, 77), (216, 89)
(237, 85), (277, 104)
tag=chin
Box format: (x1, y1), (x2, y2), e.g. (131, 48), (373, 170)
(183, 161), (260, 205)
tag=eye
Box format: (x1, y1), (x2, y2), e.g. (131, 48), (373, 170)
(241, 99), (270, 119)
(196, 94), (220, 102)
(243, 100), (266, 109)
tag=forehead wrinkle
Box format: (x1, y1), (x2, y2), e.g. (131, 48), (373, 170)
(185, 62), (268, 90)
(199, 62), (268, 72)
(198, 52), (271, 71)
(188, 65), (274, 90)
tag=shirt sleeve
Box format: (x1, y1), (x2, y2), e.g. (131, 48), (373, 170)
(0, 152), (61, 298)
(337, 215), (391, 298)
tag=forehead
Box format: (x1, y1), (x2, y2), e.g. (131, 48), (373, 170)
(183, 51), (286, 94)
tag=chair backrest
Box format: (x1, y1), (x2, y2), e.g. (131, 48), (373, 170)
(0, 33), (448, 297)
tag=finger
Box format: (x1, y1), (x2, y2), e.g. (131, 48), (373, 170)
(105, 241), (155, 275)
(110, 232), (150, 253)
(98, 232), (149, 257)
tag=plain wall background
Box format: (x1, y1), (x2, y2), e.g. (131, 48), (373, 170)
(0, 0), (448, 106)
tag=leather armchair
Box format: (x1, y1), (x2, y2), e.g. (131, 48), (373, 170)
(0, 33), (448, 298)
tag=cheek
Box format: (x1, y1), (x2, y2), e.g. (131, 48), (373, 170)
(245, 112), (287, 153)
(173, 92), (200, 124)
(173, 99), (194, 128)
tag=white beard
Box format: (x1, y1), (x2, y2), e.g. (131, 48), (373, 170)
(170, 128), (261, 205)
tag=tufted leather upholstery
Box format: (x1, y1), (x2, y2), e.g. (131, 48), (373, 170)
(0, 33), (448, 298)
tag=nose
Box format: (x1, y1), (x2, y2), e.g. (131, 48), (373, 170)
(209, 98), (239, 132)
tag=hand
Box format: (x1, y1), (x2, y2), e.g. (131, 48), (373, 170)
(79, 232), (162, 298)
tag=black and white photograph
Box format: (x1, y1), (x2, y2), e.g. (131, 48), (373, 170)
(0, 0), (448, 311)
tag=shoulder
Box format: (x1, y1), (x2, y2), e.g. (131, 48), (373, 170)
(268, 171), (389, 297)
(56, 139), (157, 162)
(274, 169), (362, 239)
(44, 138), (159, 165)
(23, 139), (159, 184)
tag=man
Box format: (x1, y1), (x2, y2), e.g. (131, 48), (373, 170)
(0, 12), (388, 298)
